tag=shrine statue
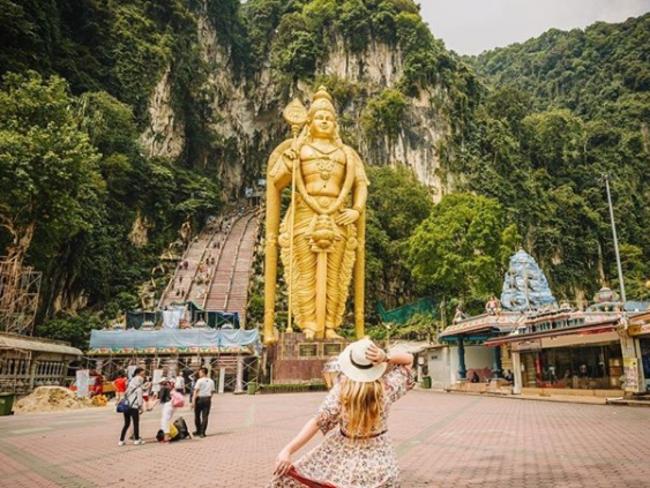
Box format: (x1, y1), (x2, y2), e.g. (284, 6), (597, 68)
(263, 87), (367, 344)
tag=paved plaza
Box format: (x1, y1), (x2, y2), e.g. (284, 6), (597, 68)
(0, 391), (649, 488)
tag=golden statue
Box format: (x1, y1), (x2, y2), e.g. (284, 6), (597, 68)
(263, 86), (367, 344)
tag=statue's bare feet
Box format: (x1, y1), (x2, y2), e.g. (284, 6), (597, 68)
(304, 329), (316, 340)
(325, 328), (343, 340)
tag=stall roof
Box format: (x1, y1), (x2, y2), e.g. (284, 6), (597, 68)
(439, 312), (523, 341)
(0, 333), (82, 356)
(87, 328), (261, 355)
(484, 316), (620, 347)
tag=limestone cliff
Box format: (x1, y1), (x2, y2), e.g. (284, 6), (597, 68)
(140, 1), (475, 202)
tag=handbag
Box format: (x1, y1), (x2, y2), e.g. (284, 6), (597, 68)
(116, 398), (130, 413)
(116, 385), (141, 413)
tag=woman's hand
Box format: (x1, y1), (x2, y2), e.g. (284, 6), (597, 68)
(273, 447), (293, 476)
(366, 343), (387, 364)
(335, 208), (360, 226)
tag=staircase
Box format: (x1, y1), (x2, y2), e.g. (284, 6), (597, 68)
(157, 208), (260, 328)
(204, 211), (259, 327)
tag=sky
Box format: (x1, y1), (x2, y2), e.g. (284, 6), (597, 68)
(420, 0), (650, 55)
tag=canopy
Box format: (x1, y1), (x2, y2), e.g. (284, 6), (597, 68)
(88, 328), (260, 355)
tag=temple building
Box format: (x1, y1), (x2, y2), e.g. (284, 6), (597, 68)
(434, 249), (650, 399)
(438, 249), (554, 391)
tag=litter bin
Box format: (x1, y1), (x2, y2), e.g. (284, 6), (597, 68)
(421, 376), (432, 389)
(247, 381), (258, 395)
(0, 392), (15, 415)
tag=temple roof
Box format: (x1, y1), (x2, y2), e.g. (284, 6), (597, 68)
(439, 312), (524, 341)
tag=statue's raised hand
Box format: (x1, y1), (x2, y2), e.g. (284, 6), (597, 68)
(282, 148), (298, 161)
(335, 208), (360, 226)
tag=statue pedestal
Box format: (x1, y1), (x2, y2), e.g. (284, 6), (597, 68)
(268, 332), (347, 384)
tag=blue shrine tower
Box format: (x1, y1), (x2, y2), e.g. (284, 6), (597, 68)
(500, 249), (556, 311)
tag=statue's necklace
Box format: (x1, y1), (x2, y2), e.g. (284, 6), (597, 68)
(307, 143), (338, 182)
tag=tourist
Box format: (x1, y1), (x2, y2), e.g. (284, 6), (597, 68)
(119, 367), (146, 446)
(269, 338), (414, 487)
(143, 377), (153, 411)
(470, 371), (480, 383)
(113, 371), (127, 402)
(186, 369), (196, 404)
(193, 367), (215, 438)
(155, 378), (175, 442)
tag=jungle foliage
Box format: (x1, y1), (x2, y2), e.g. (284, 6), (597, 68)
(464, 13), (650, 302)
(0, 1), (648, 346)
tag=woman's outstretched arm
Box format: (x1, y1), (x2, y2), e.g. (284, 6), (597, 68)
(273, 417), (320, 476)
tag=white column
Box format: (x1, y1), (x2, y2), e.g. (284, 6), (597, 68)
(218, 367), (226, 394)
(235, 356), (244, 394)
(511, 351), (522, 395)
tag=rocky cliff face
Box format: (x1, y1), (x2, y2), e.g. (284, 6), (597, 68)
(140, 4), (466, 202)
(139, 68), (185, 161)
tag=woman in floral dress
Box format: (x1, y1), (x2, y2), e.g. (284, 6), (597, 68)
(270, 338), (414, 488)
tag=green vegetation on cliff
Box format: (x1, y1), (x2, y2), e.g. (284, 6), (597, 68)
(463, 13), (650, 301)
(1, 1), (649, 345)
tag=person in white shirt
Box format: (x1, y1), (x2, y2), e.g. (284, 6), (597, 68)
(192, 367), (215, 437)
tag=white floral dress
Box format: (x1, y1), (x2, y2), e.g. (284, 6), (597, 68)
(269, 366), (414, 488)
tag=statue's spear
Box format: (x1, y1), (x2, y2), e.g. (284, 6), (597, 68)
(282, 98), (308, 334)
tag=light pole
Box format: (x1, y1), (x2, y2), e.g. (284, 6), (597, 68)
(603, 173), (626, 305)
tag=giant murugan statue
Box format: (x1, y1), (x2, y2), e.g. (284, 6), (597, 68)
(263, 86), (367, 344)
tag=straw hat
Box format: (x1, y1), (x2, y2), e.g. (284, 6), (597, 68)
(337, 338), (387, 383)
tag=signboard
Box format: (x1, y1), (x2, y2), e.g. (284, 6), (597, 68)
(152, 368), (164, 393)
(511, 339), (542, 352)
(127, 365), (137, 379)
(76, 369), (90, 398)
(628, 323), (650, 336)
(623, 357), (640, 392)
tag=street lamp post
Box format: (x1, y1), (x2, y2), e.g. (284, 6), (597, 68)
(603, 173), (627, 305)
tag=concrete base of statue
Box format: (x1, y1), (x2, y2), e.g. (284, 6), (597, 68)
(267, 331), (348, 385)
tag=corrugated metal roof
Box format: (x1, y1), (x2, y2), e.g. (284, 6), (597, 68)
(0, 334), (82, 356)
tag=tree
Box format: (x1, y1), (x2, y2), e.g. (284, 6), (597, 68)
(0, 71), (103, 265)
(406, 193), (519, 312)
(365, 165), (433, 311)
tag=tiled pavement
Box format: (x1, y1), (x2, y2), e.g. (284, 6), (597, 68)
(1, 391), (649, 488)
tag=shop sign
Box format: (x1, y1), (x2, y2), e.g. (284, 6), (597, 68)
(623, 357), (640, 391)
(76, 369), (90, 398)
(628, 323), (650, 336)
(512, 339), (541, 352)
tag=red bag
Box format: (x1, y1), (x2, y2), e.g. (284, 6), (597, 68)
(286, 467), (338, 488)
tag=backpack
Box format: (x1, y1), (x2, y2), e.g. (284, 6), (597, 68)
(171, 390), (185, 408)
(171, 417), (190, 441)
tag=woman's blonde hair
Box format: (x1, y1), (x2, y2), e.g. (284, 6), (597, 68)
(340, 379), (384, 438)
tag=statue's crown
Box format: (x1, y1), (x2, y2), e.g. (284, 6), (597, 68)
(309, 86), (336, 116)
